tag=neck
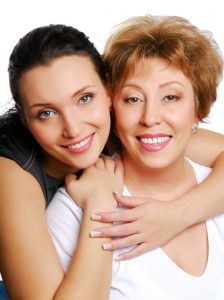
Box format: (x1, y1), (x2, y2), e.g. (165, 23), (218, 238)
(122, 154), (195, 201)
(44, 155), (80, 180)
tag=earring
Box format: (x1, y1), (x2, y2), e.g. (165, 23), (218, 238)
(191, 126), (198, 135)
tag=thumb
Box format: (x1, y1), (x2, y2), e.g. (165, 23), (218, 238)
(113, 193), (147, 208)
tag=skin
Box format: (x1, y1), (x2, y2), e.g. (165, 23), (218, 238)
(112, 57), (207, 276)
(1, 54), (224, 297)
(50, 56), (213, 294)
(0, 55), (120, 300)
(113, 58), (198, 174)
(89, 60), (224, 260)
(19, 55), (111, 178)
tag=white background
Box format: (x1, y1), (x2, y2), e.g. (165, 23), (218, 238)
(0, 0), (223, 133)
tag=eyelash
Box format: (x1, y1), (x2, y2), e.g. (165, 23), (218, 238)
(124, 95), (180, 104)
(163, 95), (180, 102)
(36, 93), (94, 119)
(124, 97), (143, 104)
(78, 93), (93, 104)
(37, 110), (56, 119)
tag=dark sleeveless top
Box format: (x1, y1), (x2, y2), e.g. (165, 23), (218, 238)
(0, 119), (62, 206)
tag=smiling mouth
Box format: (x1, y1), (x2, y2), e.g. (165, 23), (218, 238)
(62, 133), (94, 150)
(138, 136), (171, 145)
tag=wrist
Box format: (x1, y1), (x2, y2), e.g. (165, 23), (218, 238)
(83, 195), (117, 214)
(168, 198), (195, 233)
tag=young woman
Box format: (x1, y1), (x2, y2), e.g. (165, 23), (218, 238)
(0, 19), (224, 299)
(46, 15), (224, 299)
(0, 24), (122, 300)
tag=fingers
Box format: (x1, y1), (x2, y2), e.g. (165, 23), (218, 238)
(65, 174), (78, 197)
(114, 194), (147, 208)
(90, 222), (136, 238)
(101, 233), (141, 251)
(95, 155), (116, 173)
(92, 208), (136, 223)
(94, 157), (105, 170)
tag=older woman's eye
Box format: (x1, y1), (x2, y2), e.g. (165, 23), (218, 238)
(37, 110), (56, 119)
(164, 95), (180, 102)
(125, 97), (142, 103)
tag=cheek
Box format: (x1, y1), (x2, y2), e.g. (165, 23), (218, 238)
(114, 115), (130, 139)
(29, 122), (57, 147)
(92, 103), (111, 127)
(167, 103), (196, 130)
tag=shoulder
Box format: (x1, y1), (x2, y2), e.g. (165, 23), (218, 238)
(0, 157), (46, 218)
(0, 123), (60, 205)
(0, 121), (40, 169)
(0, 156), (40, 185)
(185, 158), (212, 184)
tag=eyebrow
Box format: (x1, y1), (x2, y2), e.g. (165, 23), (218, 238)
(29, 85), (95, 109)
(159, 81), (185, 88)
(123, 81), (185, 90)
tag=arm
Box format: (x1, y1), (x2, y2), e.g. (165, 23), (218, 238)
(88, 128), (224, 259)
(48, 157), (123, 299)
(0, 157), (64, 299)
(0, 156), (122, 299)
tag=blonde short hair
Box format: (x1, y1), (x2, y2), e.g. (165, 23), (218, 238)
(103, 15), (223, 120)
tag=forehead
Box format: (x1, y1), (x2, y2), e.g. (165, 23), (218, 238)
(123, 57), (192, 87)
(19, 55), (102, 99)
(22, 55), (97, 80)
(19, 56), (99, 96)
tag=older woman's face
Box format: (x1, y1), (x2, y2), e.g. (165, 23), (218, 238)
(19, 55), (111, 177)
(113, 57), (198, 171)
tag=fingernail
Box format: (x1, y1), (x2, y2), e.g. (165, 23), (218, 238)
(102, 243), (112, 250)
(90, 231), (102, 237)
(91, 214), (102, 221)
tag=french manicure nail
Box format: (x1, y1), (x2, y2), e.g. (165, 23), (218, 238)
(90, 231), (102, 237)
(102, 243), (112, 250)
(91, 214), (102, 221)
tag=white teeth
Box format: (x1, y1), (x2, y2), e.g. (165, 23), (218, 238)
(140, 136), (170, 145)
(67, 136), (90, 149)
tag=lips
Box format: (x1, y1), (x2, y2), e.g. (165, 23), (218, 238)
(137, 134), (171, 152)
(62, 133), (94, 153)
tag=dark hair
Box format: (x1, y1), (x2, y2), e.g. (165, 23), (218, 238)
(1, 24), (106, 130)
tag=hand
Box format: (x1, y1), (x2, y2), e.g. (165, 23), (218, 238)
(90, 194), (185, 260)
(65, 156), (124, 212)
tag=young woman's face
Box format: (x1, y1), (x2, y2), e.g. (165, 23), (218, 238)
(113, 57), (198, 171)
(19, 55), (111, 177)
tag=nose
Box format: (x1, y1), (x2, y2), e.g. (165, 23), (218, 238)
(140, 100), (162, 127)
(62, 109), (82, 138)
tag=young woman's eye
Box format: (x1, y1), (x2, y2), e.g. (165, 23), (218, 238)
(164, 95), (180, 102)
(37, 110), (56, 119)
(125, 97), (142, 104)
(78, 94), (93, 104)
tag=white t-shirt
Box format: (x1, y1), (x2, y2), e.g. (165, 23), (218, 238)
(46, 160), (224, 299)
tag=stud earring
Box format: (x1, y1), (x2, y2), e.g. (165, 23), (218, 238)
(192, 126), (198, 135)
